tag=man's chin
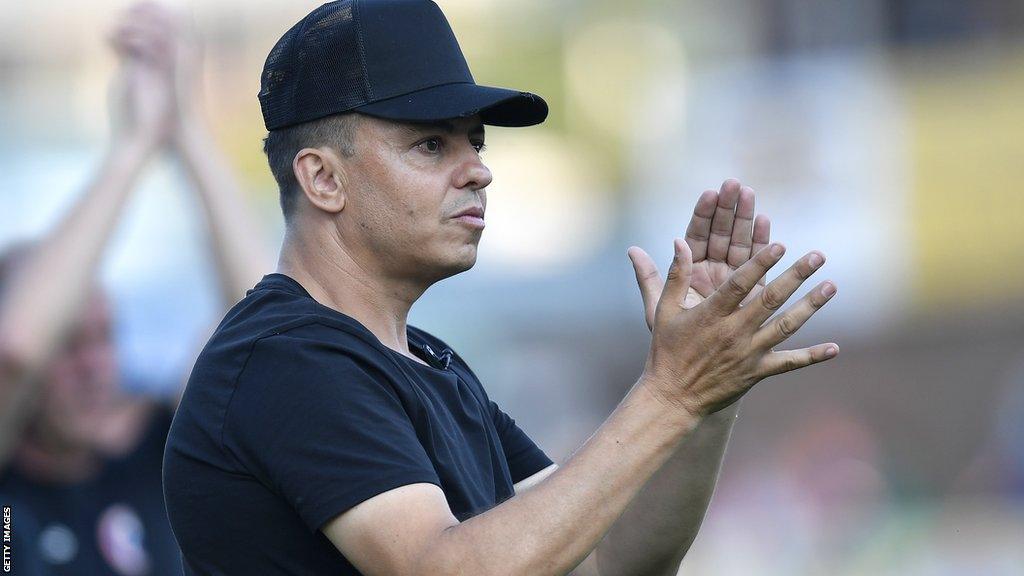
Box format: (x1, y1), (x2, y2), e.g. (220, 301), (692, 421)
(432, 246), (478, 280)
(445, 252), (478, 277)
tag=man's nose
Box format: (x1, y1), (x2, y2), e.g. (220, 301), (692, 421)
(454, 153), (493, 191)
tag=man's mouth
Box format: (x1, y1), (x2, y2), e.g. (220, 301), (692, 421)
(451, 206), (485, 229)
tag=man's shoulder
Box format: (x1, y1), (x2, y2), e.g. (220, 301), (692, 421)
(188, 276), (392, 394)
(202, 319), (387, 387)
(242, 322), (388, 371)
(213, 273), (323, 340)
(210, 274), (375, 353)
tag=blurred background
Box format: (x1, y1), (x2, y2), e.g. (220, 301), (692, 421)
(1, 0), (1022, 573)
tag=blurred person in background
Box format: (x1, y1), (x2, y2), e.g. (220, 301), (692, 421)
(0, 3), (268, 575)
(163, 1), (838, 575)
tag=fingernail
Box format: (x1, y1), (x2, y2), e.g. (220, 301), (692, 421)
(808, 253), (823, 268)
(822, 282), (836, 297)
(825, 345), (838, 358)
(770, 243), (784, 257)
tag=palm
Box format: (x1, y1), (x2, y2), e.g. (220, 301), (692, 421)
(678, 262), (717, 310)
(685, 255), (758, 310)
(690, 259), (732, 298)
(629, 179), (772, 330)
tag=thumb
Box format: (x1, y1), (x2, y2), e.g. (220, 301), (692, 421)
(660, 238), (693, 313)
(627, 246), (663, 331)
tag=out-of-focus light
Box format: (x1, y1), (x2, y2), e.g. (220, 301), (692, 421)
(477, 130), (611, 274)
(441, 0), (550, 17)
(565, 20), (688, 141)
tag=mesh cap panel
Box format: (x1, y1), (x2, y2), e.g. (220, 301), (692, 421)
(259, 0), (371, 130)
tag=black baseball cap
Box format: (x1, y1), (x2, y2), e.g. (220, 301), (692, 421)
(259, 0), (549, 131)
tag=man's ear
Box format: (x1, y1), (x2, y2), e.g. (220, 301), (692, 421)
(293, 147), (348, 214)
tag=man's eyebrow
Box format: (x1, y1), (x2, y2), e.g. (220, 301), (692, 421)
(399, 120), (485, 137)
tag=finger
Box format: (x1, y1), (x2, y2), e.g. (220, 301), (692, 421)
(123, 20), (174, 60)
(726, 185), (755, 268)
(627, 246), (664, 331)
(115, 11), (164, 35)
(751, 214), (771, 286)
(117, 7), (174, 41)
(707, 179), (741, 262)
(128, 1), (167, 19)
(658, 238), (693, 312)
(131, 42), (164, 67)
(117, 33), (172, 70)
(707, 243), (785, 314)
(684, 189), (717, 263)
(132, 6), (178, 44)
(759, 343), (839, 377)
(744, 250), (826, 326)
(114, 27), (161, 52)
(754, 280), (837, 349)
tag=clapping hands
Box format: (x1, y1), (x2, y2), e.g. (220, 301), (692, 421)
(107, 2), (200, 148)
(629, 180), (839, 417)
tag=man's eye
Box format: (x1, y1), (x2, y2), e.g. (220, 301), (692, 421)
(418, 138), (442, 153)
(472, 141), (487, 153)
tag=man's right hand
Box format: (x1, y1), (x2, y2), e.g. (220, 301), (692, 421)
(640, 238), (838, 418)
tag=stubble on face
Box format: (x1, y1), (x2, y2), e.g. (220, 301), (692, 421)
(340, 115), (489, 284)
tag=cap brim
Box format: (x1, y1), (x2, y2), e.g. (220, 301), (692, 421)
(353, 82), (548, 127)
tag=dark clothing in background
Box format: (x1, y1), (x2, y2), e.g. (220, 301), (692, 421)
(163, 273), (552, 575)
(0, 404), (181, 576)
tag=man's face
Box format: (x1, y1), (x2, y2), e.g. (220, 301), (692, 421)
(35, 289), (119, 449)
(339, 114), (492, 283)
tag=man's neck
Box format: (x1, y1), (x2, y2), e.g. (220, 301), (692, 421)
(276, 229), (427, 357)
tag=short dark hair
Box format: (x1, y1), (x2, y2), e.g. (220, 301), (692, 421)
(262, 113), (360, 219)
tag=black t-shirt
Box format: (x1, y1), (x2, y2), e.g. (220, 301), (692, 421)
(0, 404), (181, 576)
(162, 273), (552, 575)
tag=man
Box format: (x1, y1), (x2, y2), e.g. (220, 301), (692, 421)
(0, 4), (268, 574)
(162, 1), (839, 575)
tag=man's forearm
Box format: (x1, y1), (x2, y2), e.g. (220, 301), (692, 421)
(175, 121), (271, 306)
(0, 137), (154, 466)
(0, 137), (154, 370)
(417, 378), (701, 576)
(591, 402), (739, 576)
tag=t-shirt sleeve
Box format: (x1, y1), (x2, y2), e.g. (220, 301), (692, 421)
(222, 331), (441, 532)
(488, 400), (554, 484)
